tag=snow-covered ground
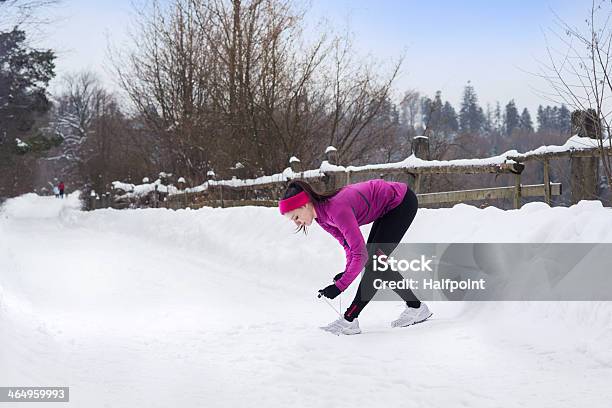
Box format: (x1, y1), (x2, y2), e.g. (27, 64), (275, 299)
(1, 193), (612, 407)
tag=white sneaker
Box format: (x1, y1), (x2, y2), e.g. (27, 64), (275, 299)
(320, 316), (361, 335)
(391, 303), (432, 328)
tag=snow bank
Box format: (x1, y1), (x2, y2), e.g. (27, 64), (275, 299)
(0, 192), (82, 219)
(1, 195), (611, 407)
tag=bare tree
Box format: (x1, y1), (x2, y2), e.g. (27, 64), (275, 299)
(111, 0), (219, 182)
(43, 72), (118, 187)
(0, 0), (60, 30)
(111, 0), (404, 182)
(538, 0), (612, 197)
(51, 72), (104, 159)
(400, 90), (421, 134)
(320, 35), (402, 164)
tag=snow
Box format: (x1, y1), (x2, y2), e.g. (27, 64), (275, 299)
(1, 194), (612, 407)
(289, 156), (300, 163)
(325, 145), (337, 153)
(0, 192), (82, 219)
(186, 167), (325, 192)
(111, 181), (135, 192)
(319, 152), (520, 173)
(512, 134), (612, 158)
(111, 180), (179, 197)
(15, 138), (29, 148)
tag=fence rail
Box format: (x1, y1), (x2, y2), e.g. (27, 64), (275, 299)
(417, 183), (562, 206)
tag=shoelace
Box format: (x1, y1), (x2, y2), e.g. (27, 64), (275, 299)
(320, 294), (342, 318)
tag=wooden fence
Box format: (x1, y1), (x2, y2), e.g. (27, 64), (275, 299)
(98, 137), (612, 212)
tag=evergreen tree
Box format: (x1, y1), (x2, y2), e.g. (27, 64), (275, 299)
(441, 101), (458, 134)
(536, 104), (571, 134)
(459, 81), (485, 134)
(0, 27), (56, 152)
(0, 26), (56, 197)
(484, 103), (493, 134)
(537, 105), (547, 131)
(551, 106), (560, 130)
(558, 104), (571, 134)
(485, 101), (504, 155)
(504, 100), (520, 136)
(494, 101), (502, 134)
(519, 108), (533, 133)
(421, 91), (458, 138)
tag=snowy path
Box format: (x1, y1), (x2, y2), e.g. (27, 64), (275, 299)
(1, 194), (611, 407)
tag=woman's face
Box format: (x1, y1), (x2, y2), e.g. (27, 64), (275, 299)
(284, 203), (316, 228)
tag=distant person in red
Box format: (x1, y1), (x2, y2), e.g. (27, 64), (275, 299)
(58, 181), (65, 199)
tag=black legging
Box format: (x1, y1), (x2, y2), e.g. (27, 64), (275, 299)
(344, 187), (421, 321)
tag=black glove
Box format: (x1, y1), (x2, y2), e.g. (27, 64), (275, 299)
(333, 272), (344, 282)
(318, 283), (342, 299)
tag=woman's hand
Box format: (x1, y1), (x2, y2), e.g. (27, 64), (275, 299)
(333, 272), (344, 282)
(318, 283), (341, 299)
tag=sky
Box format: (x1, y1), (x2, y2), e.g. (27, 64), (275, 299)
(32, 0), (592, 118)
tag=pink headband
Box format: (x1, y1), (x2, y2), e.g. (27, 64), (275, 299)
(279, 191), (310, 215)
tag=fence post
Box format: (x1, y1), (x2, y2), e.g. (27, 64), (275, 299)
(324, 146), (342, 191)
(289, 156), (302, 174)
(411, 136), (430, 193)
(543, 159), (551, 205)
(514, 173), (522, 209)
(206, 170), (217, 207)
(412, 136), (430, 160)
(151, 185), (159, 208)
(177, 177), (186, 208)
(89, 190), (97, 210)
(570, 153), (599, 204)
(109, 188), (117, 209)
(570, 109), (600, 204)
(325, 146), (338, 165)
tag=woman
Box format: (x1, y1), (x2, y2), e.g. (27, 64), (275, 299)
(279, 179), (432, 335)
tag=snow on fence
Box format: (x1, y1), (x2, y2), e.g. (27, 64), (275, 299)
(102, 130), (611, 211)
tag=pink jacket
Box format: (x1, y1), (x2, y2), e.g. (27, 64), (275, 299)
(313, 179), (408, 291)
